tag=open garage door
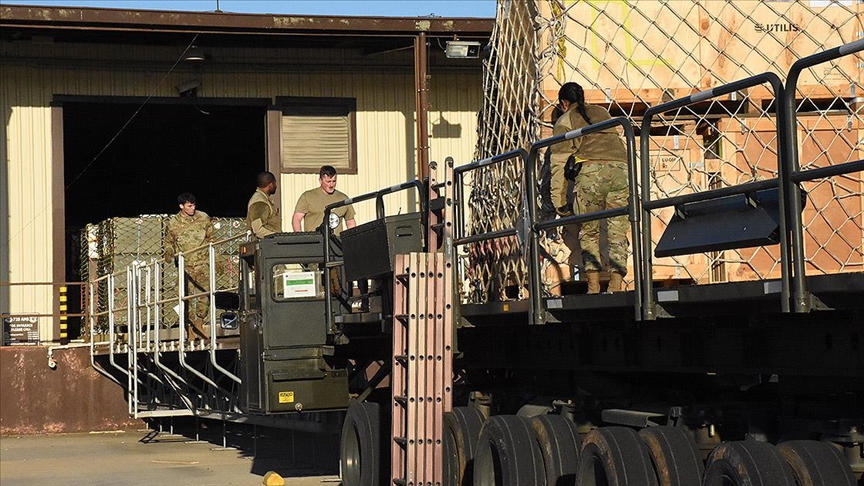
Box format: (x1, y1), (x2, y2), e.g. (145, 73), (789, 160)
(58, 96), (271, 337)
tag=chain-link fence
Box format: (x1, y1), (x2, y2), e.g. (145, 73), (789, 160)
(465, 0), (862, 303)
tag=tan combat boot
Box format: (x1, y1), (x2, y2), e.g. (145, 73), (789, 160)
(607, 272), (625, 293)
(586, 271), (601, 294)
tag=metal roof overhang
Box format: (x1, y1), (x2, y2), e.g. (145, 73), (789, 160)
(0, 5), (493, 50)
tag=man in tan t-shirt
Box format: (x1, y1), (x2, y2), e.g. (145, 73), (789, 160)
(292, 165), (360, 301)
(292, 165), (356, 234)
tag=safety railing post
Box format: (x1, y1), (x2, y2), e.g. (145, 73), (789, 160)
(523, 148), (545, 325)
(782, 38), (864, 313)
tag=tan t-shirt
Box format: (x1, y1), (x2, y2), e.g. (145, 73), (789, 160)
(294, 187), (356, 234)
(246, 188), (282, 238)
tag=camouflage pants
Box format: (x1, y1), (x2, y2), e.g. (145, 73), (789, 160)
(185, 264), (210, 320)
(573, 160), (630, 275)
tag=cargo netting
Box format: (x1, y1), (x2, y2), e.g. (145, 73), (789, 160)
(81, 215), (247, 334)
(465, 0), (863, 303)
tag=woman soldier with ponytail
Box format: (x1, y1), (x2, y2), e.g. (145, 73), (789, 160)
(549, 82), (630, 294)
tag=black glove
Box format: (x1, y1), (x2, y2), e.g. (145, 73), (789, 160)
(556, 205), (573, 218)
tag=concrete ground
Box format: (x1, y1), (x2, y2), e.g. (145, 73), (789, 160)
(0, 421), (341, 486)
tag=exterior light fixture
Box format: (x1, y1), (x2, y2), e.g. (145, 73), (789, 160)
(445, 40), (481, 59)
(183, 45), (206, 62)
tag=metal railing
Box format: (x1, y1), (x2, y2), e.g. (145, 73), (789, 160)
(781, 38), (864, 313)
(531, 117), (642, 322)
(639, 72), (786, 318)
(86, 231), (249, 417)
(0, 281), (87, 342)
(322, 179), (426, 329)
(449, 40), (862, 321)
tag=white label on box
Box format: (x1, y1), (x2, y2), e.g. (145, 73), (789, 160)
(283, 271), (316, 298)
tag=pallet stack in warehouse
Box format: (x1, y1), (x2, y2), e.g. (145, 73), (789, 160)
(80, 215), (248, 333)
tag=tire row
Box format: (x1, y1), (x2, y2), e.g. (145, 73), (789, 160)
(443, 408), (857, 486)
(338, 401), (857, 486)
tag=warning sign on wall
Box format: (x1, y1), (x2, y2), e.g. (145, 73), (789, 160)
(3, 316), (40, 346)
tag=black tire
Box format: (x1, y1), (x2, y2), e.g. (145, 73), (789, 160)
(443, 406), (486, 486)
(703, 441), (796, 486)
(529, 415), (580, 486)
(340, 400), (386, 486)
(638, 426), (704, 486)
(776, 440), (856, 486)
(473, 415), (546, 486)
(576, 427), (659, 486)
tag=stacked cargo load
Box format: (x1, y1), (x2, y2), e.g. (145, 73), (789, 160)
(467, 0), (862, 302)
(81, 215), (248, 334)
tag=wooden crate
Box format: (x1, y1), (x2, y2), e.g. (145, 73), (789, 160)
(715, 114), (863, 280)
(538, 0), (862, 105)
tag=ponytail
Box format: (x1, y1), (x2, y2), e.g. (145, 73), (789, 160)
(558, 82), (592, 125)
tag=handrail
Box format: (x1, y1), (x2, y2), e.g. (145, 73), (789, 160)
(175, 252), (234, 410)
(527, 116), (642, 322)
(448, 148), (528, 312)
(640, 72), (785, 318)
(453, 149), (530, 247)
(641, 179), (779, 211)
(208, 243), (242, 384)
(454, 228), (518, 246)
(782, 38), (864, 312)
(322, 179), (426, 331)
(106, 273), (129, 384)
(89, 277), (123, 387)
(151, 260), (198, 413)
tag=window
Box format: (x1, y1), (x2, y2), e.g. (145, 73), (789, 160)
(277, 97), (357, 174)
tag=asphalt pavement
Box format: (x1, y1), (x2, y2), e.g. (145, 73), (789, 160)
(0, 421), (341, 486)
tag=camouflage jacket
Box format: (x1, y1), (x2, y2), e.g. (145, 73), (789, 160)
(164, 210), (214, 266)
(550, 103), (627, 210)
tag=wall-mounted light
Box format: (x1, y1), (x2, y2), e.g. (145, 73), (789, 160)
(445, 40), (481, 59)
(183, 45), (206, 62)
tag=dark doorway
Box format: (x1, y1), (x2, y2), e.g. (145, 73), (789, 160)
(61, 98), (267, 337)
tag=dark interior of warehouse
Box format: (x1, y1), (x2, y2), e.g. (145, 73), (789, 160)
(62, 100), (267, 318)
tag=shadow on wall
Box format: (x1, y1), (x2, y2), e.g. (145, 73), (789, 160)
(432, 113), (463, 139)
(0, 346), (140, 435)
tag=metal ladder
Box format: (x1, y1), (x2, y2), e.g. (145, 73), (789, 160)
(390, 251), (454, 485)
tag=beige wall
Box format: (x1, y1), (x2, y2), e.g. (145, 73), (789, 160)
(1, 41), (483, 341)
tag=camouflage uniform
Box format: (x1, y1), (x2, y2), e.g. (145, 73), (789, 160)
(164, 210), (214, 335)
(550, 103), (630, 275)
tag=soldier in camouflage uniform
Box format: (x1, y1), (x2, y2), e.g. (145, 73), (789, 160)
(164, 193), (214, 339)
(550, 82), (630, 294)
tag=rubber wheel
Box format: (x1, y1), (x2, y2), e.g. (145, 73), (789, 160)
(776, 440), (856, 486)
(443, 406), (486, 486)
(340, 401), (386, 486)
(638, 426), (704, 486)
(576, 427), (659, 486)
(529, 415), (580, 486)
(703, 441), (796, 486)
(473, 415), (546, 486)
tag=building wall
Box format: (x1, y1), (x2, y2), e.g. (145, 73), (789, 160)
(0, 346), (141, 434)
(1, 41), (483, 341)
